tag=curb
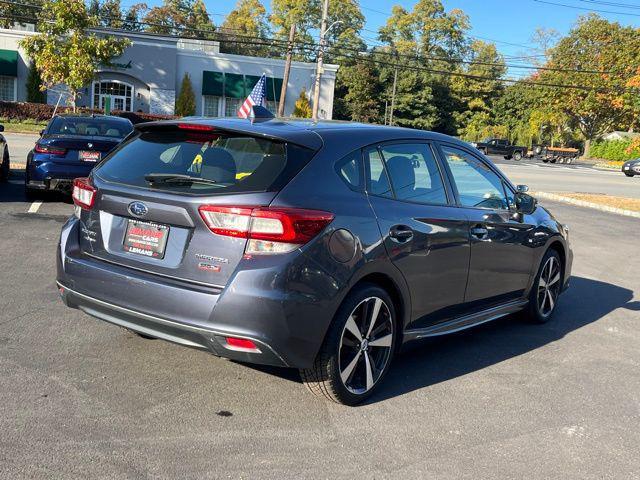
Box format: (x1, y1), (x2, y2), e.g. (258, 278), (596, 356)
(534, 191), (640, 219)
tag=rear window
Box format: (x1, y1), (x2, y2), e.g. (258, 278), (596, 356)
(48, 117), (133, 138)
(94, 129), (313, 195)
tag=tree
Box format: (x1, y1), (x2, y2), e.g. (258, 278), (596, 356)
(538, 15), (640, 157)
(143, 0), (214, 36)
(452, 40), (506, 137)
(20, 0), (130, 110)
(291, 88), (312, 118)
(0, 0), (42, 28)
(375, 0), (470, 131)
(122, 3), (147, 31)
(175, 73), (196, 116)
(336, 60), (381, 123)
(26, 63), (46, 103)
(219, 0), (270, 56)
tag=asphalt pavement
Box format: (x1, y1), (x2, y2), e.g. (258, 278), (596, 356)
(0, 162), (639, 478)
(490, 155), (640, 199)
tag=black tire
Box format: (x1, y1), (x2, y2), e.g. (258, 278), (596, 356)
(513, 151), (523, 161)
(0, 150), (8, 182)
(504, 155), (512, 160)
(479, 148), (487, 155)
(24, 171), (41, 200)
(542, 159), (549, 163)
(523, 249), (563, 324)
(624, 172), (634, 177)
(300, 283), (398, 406)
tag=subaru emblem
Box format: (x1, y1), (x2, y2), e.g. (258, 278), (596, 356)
(128, 201), (148, 217)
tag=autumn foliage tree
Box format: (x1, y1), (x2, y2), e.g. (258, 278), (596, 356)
(292, 88), (312, 118)
(538, 15), (640, 157)
(20, 0), (130, 110)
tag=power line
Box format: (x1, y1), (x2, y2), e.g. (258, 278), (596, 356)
(532, 0), (640, 17)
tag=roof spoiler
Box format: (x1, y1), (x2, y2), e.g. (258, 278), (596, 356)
(250, 105), (275, 123)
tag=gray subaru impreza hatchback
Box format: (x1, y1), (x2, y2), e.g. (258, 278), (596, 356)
(57, 114), (572, 405)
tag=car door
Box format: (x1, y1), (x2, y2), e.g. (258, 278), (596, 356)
(496, 140), (509, 155)
(364, 142), (471, 328)
(437, 143), (536, 307)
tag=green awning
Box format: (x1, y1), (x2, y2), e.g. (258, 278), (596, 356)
(202, 71), (223, 96)
(225, 73), (246, 99)
(266, 77), (283, 102)
(245, 75), (261, 92)
(0, 50), (18, 77)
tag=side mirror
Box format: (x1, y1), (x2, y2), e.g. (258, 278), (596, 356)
(39, 129), (45, 136)
(515, 192), (537, 215)
(0, 124), (4, 132)
(516, 184), (529, 193)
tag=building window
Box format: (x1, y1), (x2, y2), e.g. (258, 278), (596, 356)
(0, 76), (15, 101)
(203, 95), (221, 117)
(93, 80), (134, 112)
(224, 97), (242, 117)
(266, 100), (277, 114)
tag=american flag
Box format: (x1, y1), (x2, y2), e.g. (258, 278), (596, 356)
(238, 74), (267, 118)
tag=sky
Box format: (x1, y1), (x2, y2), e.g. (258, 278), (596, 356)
(133, 0), (640, 69)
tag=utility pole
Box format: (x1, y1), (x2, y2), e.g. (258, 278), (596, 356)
(278, 23), (296, 118)
(389, 62), (398, 126)
(312, 0), (329, 121)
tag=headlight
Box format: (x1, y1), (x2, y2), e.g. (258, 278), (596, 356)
(470, 142), (477, 147)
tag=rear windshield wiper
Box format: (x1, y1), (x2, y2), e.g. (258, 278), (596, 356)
(144, 173), (219, 186)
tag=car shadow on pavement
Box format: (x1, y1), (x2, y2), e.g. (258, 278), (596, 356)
(0, 169), (71, 204)
(245, 276), (638, 404)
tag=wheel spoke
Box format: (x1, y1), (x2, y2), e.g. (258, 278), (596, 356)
(369, 333), (392, 348)
(344, 315), (362, 342)
(548, 271), (561, 286)
(366, 298), (382, 338)
(364, 352), (374, 391)
(539, 277), (547, 288)
(340, 350), (361, 384)
(546, 290), (555, 310)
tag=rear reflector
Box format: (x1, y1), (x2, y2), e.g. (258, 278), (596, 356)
(225, 337), (260, 352)
(72, 177), (97, 210)
(34, 143), (66, 155)
(198, 206), (334, 255)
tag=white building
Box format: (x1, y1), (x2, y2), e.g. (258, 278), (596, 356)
(0, 27), (339, 118)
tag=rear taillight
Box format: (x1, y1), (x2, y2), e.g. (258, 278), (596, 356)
(198, 205), (334, 255)
(34, 143), (66, 155)
(177, 123), (215, 132)
(72, 177), (97, 210)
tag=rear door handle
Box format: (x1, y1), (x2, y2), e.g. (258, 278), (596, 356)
(389, 225), (414, 242)
(470, 224), (489, 240)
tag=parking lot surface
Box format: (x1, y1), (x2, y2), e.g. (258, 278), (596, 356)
(490, 155), (640, 199)
(1, 169), (639, 478)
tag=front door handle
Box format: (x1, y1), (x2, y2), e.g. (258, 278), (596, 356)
(470, 224), (489, 240)
(389, 224), (414, 242)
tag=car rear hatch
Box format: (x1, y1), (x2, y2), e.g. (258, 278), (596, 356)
(73, 121), (319, 287)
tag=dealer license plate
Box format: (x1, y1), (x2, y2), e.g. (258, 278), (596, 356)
(79, 150), (101, 162)
(123, 219), (170, 259)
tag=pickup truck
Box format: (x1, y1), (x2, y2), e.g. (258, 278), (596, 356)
(471, 138), (527, 160)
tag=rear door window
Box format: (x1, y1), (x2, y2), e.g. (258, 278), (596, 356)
(364, 147), (392, 197)
(379, 143), (448, 205)
(95, 129), (312, 195)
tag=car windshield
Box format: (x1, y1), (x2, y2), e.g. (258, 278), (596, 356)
(48, 117), (133, 138)
(95, 129), (310, 195)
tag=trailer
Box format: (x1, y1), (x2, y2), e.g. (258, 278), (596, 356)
(532, 145), (581, 164)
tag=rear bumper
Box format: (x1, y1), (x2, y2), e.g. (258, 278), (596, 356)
(28, 158), (93, 190)
(56, 217), (344, 369)
(57, 281), (289, 367)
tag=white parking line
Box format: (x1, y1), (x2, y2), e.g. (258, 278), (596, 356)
(27, 201), (42, 213)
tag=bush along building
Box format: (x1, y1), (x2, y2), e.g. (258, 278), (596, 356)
(0, 27), (339, 118)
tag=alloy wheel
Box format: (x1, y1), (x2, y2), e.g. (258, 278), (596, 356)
(338, 296), (394, 395)
(537, 256), (561, 317)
